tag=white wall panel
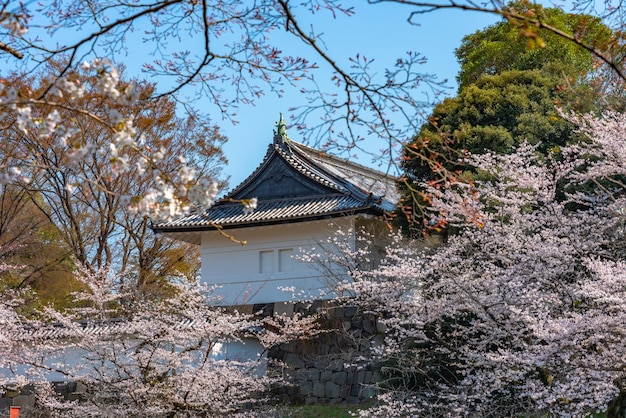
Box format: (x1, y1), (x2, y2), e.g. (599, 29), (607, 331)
(200, 218), (355, 305)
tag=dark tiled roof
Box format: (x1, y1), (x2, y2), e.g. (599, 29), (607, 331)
(156, 194), (377, 231)
(19, 318), (221, 341)
(153, 136), (398, 232)
(287, 142), (400, 204)
(19, 319), (128, 340)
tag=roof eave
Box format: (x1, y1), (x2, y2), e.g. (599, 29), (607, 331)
(153, 206), (386, 234)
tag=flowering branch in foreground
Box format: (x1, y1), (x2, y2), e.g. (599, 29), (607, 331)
(1, 59), (223, 223)
(314, 114), (626, 417)
(0, 265), (321, 415)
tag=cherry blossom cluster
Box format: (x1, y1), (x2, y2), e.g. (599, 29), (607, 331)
(1, 59), (220, 221)
(0, 264), (321, 415)
(0, 9), (28, 36)
(312, 115), (626, 417)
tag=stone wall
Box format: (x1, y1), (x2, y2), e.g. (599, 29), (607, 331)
(0, 382), (86, 412)
(266, 300), (383, 405)
(1, 300), (382, 412)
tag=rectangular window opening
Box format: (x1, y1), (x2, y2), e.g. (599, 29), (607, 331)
(278, 248), (293, 272)
(260, 250), (274, 273)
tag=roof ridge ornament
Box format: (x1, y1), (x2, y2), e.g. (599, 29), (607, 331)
(273, 112), (290, 144)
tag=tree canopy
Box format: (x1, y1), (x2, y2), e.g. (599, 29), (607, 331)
(399, 3), (619, 228)
(0, 186), (80, 312)
(455, 1), (616, 92)
(404, 70), (578, 179)
(0, 63), (229, 305)
(333, 118), (626, 415)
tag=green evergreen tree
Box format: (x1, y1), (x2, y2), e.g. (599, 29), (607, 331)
(456, 1), (614, 92)
(399, 3), (617, 230)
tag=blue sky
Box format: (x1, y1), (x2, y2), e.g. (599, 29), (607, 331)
(216, 4), (502, 189)
(1, 2), (503, 191)
(56, 2), (503, 189)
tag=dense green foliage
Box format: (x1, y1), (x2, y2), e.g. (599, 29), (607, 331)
(399, 3), (618, 228)
(402, 70), (579, 184)
(456, 1), (614, 92)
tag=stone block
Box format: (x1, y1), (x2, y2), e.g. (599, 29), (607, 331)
(282, 366), (298, 379)
(340, 352), (353, 361)
(356, 371), (366, 384)
(376, 320), (387, 333)
(305, 397), (318, 405)
(294, 302), (310, 314)
(324, 381), (340, 399)
(12, 394), (35, 408)
(275, 393), (291, 404)
(339, 383), (351, 400)
(344, 306), (358, 318)
(320, 370), (333, 382)
(269, 348), (286, 361)
(332, 371), (347, 385)
(371, 371), (382, 384)
(299, 381), (313, 397)
(284, 352), (305, 369)
(68, 392), (84, 401)
(305, 369), (320, 381)
(363, 371), (373, 384)
(372, 335), (384, 348)
(53, 382), (69, 398)
(67, 381), (77, 392)
(362, 320), (374, 334)
(329, 359), (344, 371)
(21, 385), (35, 395)
(286, 384), (298, 396)
(284, 341), (298, 354)
(312, 382), (325, 398)
(350, 329), (363, 339)
(359, 385), (377, 399)
(313, 359), (327, 369)
(310, 300), (322, 313)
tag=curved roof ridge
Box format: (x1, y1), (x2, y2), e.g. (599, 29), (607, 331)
(288, 141), (400, 204)
(221, 142), (277, 199)
(219, 133), (398, 203)
(274, 140), (346, 193)
(291, 141), (396, 180)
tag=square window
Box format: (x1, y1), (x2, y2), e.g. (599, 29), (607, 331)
(259, 250), (274, 273)
(278, 248), (293, 272)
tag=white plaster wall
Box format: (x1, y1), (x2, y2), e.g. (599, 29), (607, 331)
(0, 339), (266, 383)
(200, 218), (355, 305)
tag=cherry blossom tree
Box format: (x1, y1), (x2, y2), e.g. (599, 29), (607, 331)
(0, 0), (621, 217)
(0, 56), (222, 222)
(320, 115), (626, 417)
(0, 265), (321, 416)
(2, 63), (229, 294)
